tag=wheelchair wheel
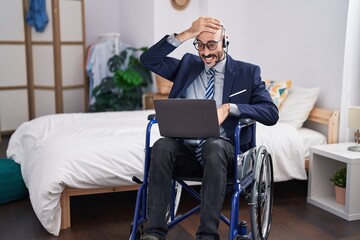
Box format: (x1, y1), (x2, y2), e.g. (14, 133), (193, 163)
(250, 146), (274, 240)
(238, 147), (256, 181)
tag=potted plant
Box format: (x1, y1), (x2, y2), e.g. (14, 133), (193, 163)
(330, 167), (346, 205)
(89, 46), (152, 112)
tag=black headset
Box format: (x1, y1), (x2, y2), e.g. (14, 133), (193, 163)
(222, 25), (230, 50)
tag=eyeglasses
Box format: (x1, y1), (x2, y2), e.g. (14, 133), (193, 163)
(193, 39), (221, 51)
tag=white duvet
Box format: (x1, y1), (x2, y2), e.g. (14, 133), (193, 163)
(7, 110), (306, 236)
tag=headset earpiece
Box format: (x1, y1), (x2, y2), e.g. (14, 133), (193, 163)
(223, 36), (229, 48)
(222, 25), (229, 49)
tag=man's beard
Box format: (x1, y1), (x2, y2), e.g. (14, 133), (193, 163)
(201, 51), (225, 64)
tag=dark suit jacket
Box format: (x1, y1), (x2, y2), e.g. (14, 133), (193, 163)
(140, 35), (278, 145)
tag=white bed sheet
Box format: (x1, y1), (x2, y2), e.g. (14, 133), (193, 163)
(256, 122), (307, 182)
(7, 110), (160, 236)
(298, 127), (327, 159)
(7, 111), (310, 235)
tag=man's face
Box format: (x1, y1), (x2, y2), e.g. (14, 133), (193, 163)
(196, 29), (225, 67)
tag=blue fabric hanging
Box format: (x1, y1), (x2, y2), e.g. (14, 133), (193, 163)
(26, 0), (49, 32)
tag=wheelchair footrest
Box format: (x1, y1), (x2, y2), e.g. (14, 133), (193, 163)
(132, 176), (143, 184)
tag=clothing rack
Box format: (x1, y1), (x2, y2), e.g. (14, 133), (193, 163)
(86, 32), (131, 105)
(97, 32), (121, 55)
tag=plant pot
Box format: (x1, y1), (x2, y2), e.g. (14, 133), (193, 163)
(155, 74), (173, 95)
(335, 185), (346, 205)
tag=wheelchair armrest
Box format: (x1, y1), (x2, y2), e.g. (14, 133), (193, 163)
(147, 114), (156, 121)
(238, 118), (256, 127)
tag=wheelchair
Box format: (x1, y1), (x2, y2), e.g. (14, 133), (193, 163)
(130, 114), (274, 240)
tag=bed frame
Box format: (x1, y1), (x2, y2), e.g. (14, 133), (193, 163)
(304, 107), (339, 169)
(60, 185), (139, 229)
(307, 107), (339, 144)
(60, 107), (339, 230)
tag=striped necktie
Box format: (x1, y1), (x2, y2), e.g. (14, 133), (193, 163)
(195, 68), (215, 164)
(204, 68), (215, 99)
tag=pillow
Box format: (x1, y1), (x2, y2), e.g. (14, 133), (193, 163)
(264, 80), (292, 108)
(279, 85), (320, 129)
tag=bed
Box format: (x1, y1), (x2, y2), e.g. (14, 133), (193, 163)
(6, 85), (339, 236)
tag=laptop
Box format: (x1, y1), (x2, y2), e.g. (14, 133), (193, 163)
(153, 99), (220, 139)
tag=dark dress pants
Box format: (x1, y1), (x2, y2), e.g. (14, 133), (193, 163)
(145, 137), (234, 240)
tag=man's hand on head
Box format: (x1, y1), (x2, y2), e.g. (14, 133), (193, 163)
(176, 16), (222, 42)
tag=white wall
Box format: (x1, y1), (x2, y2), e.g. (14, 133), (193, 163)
(340, 0), (360, 142)
(152, 0), (202, 58)
(85, 0), (348, 105)
(208, 0), (348, 112)
(84, 0), (122, 46)
(117, 0), (154, 48)
(84, 0), (157, 48)
(84, 0), (355, 140)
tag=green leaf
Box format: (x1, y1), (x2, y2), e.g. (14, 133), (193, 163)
(330, 167), (346, 188)
(89, 46), (151, 112)
(114, 69), (143, 90)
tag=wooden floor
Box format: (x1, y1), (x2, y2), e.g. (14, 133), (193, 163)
(1, 135), (360, 240)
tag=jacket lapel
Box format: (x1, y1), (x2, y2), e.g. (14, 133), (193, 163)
(222, 55), (236, 103)
(175, 61), (203, 98)
(174, 55), (236, 101)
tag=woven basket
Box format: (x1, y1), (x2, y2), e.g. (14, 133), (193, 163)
(155, 75), (173, 95)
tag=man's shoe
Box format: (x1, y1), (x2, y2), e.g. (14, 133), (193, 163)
(140, 235), (160, 240)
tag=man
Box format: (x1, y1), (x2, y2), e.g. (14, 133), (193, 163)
(140, 17), (278, 240)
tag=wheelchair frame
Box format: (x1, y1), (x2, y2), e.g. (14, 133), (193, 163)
(130, 115), (274, 240)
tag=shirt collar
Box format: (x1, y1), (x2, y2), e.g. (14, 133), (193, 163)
(204, 56), (226, 74)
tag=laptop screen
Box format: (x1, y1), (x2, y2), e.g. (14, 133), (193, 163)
(153, 99), (220, 139)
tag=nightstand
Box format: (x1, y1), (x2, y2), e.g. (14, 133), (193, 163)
(307, 142), (360, 221)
